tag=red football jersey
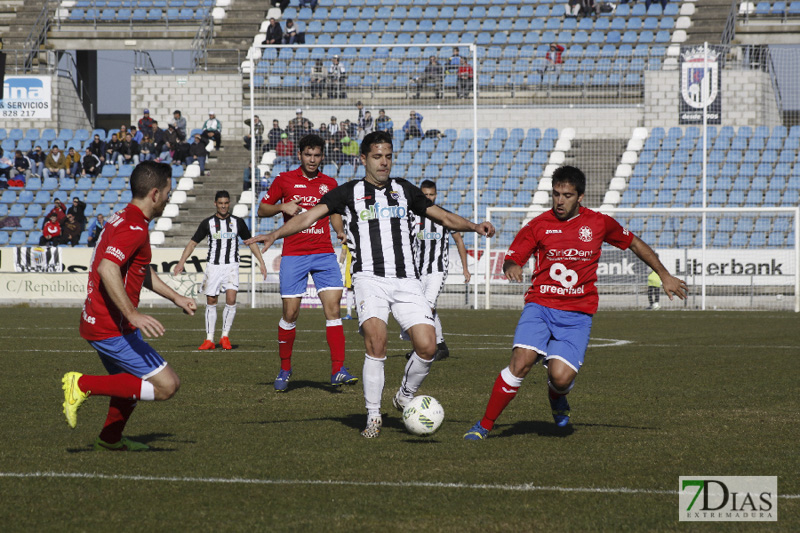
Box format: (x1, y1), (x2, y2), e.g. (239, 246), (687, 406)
(261, 167), (337, 256)
(79, 204), (152, 341)
(506, 206), (635, 315)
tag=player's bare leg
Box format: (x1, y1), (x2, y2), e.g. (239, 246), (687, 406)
(361, 317), (388, 438)
(394, 323), (437, 411)
(319, 289), (356, 386)
(200, 295), (218, 350)
(220, 289), (237, 350)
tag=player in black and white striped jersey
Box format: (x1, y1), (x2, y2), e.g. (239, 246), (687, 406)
(174, 191), (267, 351)
(246, 131), (495, 438)
(404, 179), (471, 362)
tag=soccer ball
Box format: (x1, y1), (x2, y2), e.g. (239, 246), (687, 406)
(402, 395), (444, 436)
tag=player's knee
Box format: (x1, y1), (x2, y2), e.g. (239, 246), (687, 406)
(416, 343), (437, 361)
(548, 370), (574, 392)
(154, 376), (181, 400)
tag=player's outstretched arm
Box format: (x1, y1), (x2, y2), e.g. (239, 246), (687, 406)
(424, 205), (496, 237)
(245, 203), (331, 253)
(258, 198), (302, 218)
(174, 240), (199, 275)
(97, 259), (168, 337)
(503, 259), (524, 283)
(629, 235), (688, 301)
(144, 266), (197, 316)
(452, 232), (471, 283)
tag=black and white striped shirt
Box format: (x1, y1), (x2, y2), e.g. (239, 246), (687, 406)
(412, 214), (452, 275)
(320, 178), (431, 278)
(191, 214), (251, 266)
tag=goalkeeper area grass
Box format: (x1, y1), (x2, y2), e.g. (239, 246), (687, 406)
(1, 306), (798, 530)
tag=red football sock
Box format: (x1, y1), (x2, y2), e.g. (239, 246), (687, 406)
(78, 373), (143, 399)
(278, 325), (296, 371)
(549, 387), (565, 402)
(326, 323), (346, 374)
(480, 372), (520, 431)
(98, 397), (137, 444)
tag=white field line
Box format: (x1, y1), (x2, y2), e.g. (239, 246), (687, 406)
(1, 471), (797, 499)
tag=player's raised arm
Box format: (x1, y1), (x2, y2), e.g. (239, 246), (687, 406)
(258, 198), (302, 218)
(424, 204), (495, 237)
(629, 235), (688, 301)
(245, 203), (332, 253)
(144, 265), (197, 316)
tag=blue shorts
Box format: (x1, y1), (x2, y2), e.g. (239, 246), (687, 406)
(279, 253), (343, 298)
(512, 302), (593, 373)
(88, 330), (167, 379)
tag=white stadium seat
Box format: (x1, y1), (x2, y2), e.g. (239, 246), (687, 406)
(532, 190), (549, 204)
(609, 177), (628, 191)
(560, 127), (576, 141)
(216, 0), (231, 6)
(543, 164), (558, 178)
(184, 163), (201, 178)
(548, 151), (565, 165)
(163, 204), (180, 218)
(672, 30), (687, 43)
(626, 137), (644, 152)
(554, 138), (571, 152)
(212, 7), (227, 21)
(621, 151), (638, 165)
(676, 16), (692, 29)
(266, 7), (282, 19)
(603, 191), (621, 205)
(614, 165), (632, 179)
(663, 57), (679, 70)
(239, 190), (254, 204)
(155, 218), (173, 232)
(177, 177), (194, 191)
(150, 231), (165, 246)
(538, 177), (553, 191)
(631, 127), (648, 141)
(241, 61), (252, 74)
(261, 151), (276, 165)
(171, 191), (188, 205)
(232, 204), (249, 218)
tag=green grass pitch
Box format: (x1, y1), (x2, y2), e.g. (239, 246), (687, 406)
(1, 306), (798, 531)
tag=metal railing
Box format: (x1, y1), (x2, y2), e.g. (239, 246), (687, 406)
(722, 0), (738, 44)
(57, 51), (97, 127)
(23, 0), (56, 72)
(190, 8), (216, 72)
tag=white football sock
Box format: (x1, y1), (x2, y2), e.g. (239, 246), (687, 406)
(222, 304), (236, 336)
(433, 310), (444, 345)
(346, 290), (354, 315)
(139, 380), (155, 401)
(362, 354), (385, 417)
(399, 352), (433, 398)
(205, 304), (217, 340)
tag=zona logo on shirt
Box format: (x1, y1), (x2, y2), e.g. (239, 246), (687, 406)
(416, 230), (442, 240)
(359, 202), (407, 220)
(213, 232), (236, 239)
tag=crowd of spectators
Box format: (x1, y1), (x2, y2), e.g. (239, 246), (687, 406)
(37, 197), (87, 246)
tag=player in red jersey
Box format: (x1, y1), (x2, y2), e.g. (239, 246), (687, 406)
(465, 165), (687, 440)
(258, 134), (357, 391)
(62, 161), (197, 451)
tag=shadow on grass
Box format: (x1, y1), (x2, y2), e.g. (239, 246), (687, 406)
(247, 412), (406, 432)
(66, 432), (189, 453)
(256, 379), (348, 393)
(494, 419), (658, 439)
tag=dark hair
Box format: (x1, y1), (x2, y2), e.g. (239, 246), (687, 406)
(130, 161), (171, 199)
(298, 134), (325, 153)
(174, 110), (181, 115)
(360, 131), (393, 155)
(420, 179), (436, 190)
(215, 190), (230, 201)
(551, 165), (586, 196)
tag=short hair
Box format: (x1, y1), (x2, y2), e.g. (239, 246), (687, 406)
(298, 134), (325, 153)
(360, 131), (393, 155)
(551, 165), (586, 196)
(215, 190), (230, 201)
(420, 179), (436, 190)
(173, 110), (181, 115)
(130, 161), (171, 199)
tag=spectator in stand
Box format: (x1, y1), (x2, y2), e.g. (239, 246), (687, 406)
(375, 109), (393, 135)
(151, 121), (166, 155)
(244, 115), (264, 151)
(359, 110), (374, 136)
(68, 196), (88, 231)
(89, 134), (106, 166)
(47, 198), (67, 225)
(457, 59), (474, 99)
(545, 44), (565, 71)
(578, 0), (600, 17)
(187, 133), (209, 174)
(138, 109), (154, 134)
(270, 0), (289, 12)
(289, 108), (314, 135)
(0, 149), (13, 185)
(299, 0), (318, 9)
(340, 119), (356, 139)
(309, 59), (325, 99)
(275, 133), (295, 165)
(105, 133), (122, 167)
(130, 125), (143, 144)
(448, 49), (462, 72)
(65, 147), (82, 178)
(163, 124), (182, 161)
(264, 17), (283, 45)
(267, 119), (283, 151)
(10, 150), (30, 185)
(413, 56), (445, 99)
(340, 136), (359, 165)
(82, 147), (102, 177)
(61, 212), (82, 246)
(118, 124), (129, 140)
(27, 145), (46, 177)
(283, 19), (299, 44)
(40, 213), (62, 246)
(327, 116), (340, 137)
(202, 111), (222, 149)
(87, 213), (105, 248)
(139, 135), (155, 162)
(327, 55), (347, 99)
(566, 0), (581, 17)
(43, 146), (68, 180)
(118, 132), (140, 167)
(403, 111), (424, 139)
(171, 110), (187, 139)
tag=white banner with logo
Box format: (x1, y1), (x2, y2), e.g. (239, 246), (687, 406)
(1, 75), (52, 120)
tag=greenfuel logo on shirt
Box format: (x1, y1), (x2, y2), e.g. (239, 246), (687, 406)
(359, 202), (407, 221)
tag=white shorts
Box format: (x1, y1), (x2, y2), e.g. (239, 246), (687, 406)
(202, 263), (239, 296)
(420, 271), (446, 308)
(353, 273), (435, 332)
